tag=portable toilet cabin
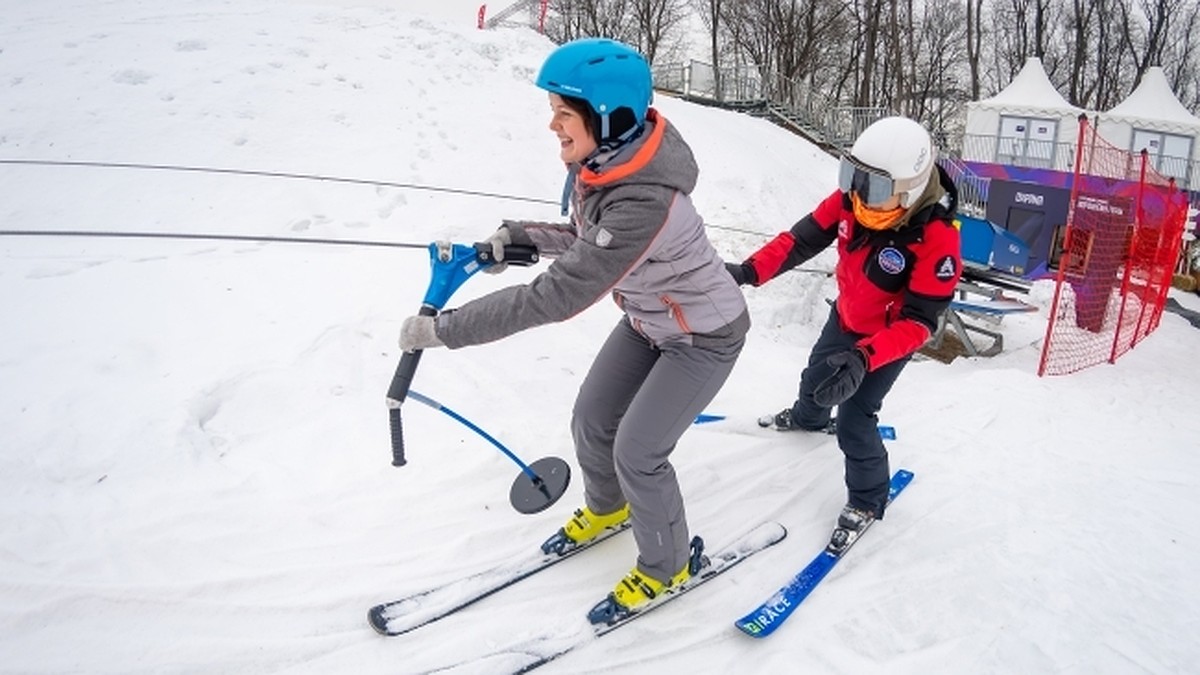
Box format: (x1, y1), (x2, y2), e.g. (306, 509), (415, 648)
(1095, 66), (1200, 194)
(962, 57), (1083, 172)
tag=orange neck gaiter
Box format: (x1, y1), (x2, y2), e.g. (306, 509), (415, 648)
(851, 193), (906, 231)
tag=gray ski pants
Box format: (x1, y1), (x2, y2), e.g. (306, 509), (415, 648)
(571, 317), (742, 584)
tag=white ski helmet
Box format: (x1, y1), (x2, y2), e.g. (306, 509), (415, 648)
(839, 116), (936, 208)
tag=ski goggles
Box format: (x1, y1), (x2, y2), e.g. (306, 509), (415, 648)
(838, 153), (933, 206)
(837, 155), (896, 206)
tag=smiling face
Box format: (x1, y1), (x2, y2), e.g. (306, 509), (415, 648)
(548, 93), (597, 164)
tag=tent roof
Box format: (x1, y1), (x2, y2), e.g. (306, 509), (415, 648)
(969, 57), (1082, 115)
(1104, 66), (1200, 132)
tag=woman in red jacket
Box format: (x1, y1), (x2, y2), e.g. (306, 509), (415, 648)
(726, 116), (961, 533)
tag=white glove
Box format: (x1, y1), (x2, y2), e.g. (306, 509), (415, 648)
(399, 315), (445, 352)
(483, 226), (512, 274)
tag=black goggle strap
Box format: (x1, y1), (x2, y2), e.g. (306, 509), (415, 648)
(583, 116), (645, 173)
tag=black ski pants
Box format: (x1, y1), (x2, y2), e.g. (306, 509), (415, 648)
(789, 304), (909, 518)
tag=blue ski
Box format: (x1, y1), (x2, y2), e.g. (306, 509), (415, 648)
(734, 469), (914, 638)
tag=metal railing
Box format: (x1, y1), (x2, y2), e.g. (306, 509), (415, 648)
(959, 134), (1078, 173)
(653, 61), (889, 149)
(960, 133), (1199, 194)
(483, 0), (543, 30)
(652, 61), (767, 103)
(937, 154), (990, 218)
(824, 107), (890, 149)
(654, 60), (996, 213)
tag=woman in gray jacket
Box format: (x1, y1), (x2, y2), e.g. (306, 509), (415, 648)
(399, 37), (748, 624)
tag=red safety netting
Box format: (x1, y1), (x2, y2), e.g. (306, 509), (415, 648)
(1038, 117), (1188, 376)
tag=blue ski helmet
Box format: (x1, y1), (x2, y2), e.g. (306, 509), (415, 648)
(536, 38), (653, 145)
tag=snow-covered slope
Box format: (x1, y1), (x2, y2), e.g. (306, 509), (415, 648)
(2, 1), (1198, 673)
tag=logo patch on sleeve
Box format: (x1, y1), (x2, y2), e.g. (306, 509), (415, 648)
(594, 228), (613, 248)
(935, 255), (958, 281)
(877, 247), (906, 275)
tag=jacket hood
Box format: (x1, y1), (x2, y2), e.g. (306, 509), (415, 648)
(897, 164), (958, 229)
(577, 109), (698, 196)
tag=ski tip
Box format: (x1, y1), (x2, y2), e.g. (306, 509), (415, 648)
(367, 605), (391, 636)
(734, 596), (788, 639)
(744, 521), (789, 549)
(893, 468), (914, 485)
(735, 618), (775, 638)
(878, 425), (897, 440)
(693, 413), (725, 424)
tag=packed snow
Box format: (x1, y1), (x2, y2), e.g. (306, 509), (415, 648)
(2, 1), (1198, 673)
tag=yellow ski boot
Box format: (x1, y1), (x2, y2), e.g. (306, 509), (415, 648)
(587, 536), (707, 625)
(540, 503), (630, 556)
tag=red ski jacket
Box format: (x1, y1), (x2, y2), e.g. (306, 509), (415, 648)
(743, 167), (962, 370)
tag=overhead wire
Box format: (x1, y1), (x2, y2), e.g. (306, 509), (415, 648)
(0, 229), (428, 249)
(0, 158), (561, 206)
(0, 157), (792, 253)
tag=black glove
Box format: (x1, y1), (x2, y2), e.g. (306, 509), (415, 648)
(812, 349), (868, 408)
(724, 261), (758, 286)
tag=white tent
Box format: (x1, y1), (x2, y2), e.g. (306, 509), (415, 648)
(1097, 66), (1200, 190)
(963, 57), (1083, 171)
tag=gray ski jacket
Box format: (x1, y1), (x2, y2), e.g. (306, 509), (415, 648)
(434, 108), (749, 350)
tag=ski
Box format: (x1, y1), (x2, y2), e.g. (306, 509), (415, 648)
(367, 522), (631, 636)
(734, 469), (914, 638)
(443, 521), (788, 673)
(756, 415), (897, 440)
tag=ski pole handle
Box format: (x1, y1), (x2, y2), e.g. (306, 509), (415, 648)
(474, 242), (540, 267)
(386, 241), (536, 468)
(386, 304), (437, 467)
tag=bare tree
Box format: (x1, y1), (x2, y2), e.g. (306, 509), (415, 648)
(536, 0), (1200, 149)
(855, 0), (887, 107)
(692, 0), (725, 97)
(544, 0), (637, 44)
(1120, 0), (1184, 87)
(907, 0), (968, 134)
(966, 0), (986, 100)
(1092, 0), (1128, 109)
(990, 0), (1054, 76)
(1160, 1), (1200, 108)
(720, 0), (773, 81)
(1065, 0), (1097, 106)
(630, 0), (687, 63)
